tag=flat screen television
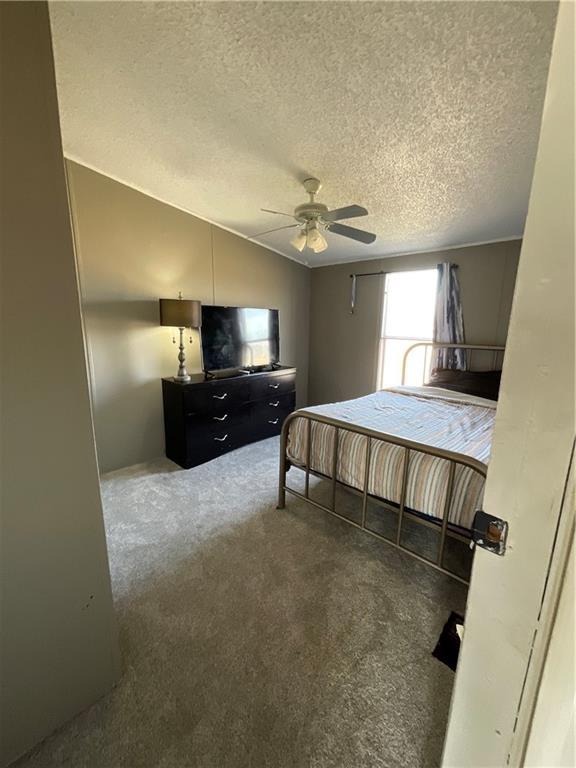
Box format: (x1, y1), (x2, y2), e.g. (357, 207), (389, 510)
(201, 305), (280, 372)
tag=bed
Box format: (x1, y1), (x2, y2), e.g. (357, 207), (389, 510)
(277, 343), (505, 584)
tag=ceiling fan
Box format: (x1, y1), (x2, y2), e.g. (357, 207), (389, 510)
(254, 178), (376, 254)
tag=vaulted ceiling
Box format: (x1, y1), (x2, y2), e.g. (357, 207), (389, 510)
(49, 1), (557, 266)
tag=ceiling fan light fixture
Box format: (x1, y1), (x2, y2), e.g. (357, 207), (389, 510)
(290, 229), (307, 252)
(306, 224), (328, 253)
(262, 178), (373, 255)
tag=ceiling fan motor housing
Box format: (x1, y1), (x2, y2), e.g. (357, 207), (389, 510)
(294, 202), (329, 224)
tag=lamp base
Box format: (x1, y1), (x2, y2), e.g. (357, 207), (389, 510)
(174, 327), (191, 382)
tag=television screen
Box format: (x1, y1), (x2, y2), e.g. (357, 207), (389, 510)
(201, 306), (280, 372)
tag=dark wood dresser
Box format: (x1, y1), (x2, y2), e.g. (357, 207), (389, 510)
(162, 366), (296, 469)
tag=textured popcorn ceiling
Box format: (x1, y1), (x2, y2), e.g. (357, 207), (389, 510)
(50, 1), (557, 266)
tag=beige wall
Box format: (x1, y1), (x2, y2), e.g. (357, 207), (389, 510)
(0, 4), (119, 765)
(308, 240), (521, 405)
(66, 162), (311, 473)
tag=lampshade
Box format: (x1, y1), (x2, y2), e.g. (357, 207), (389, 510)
(159, 298), (201, 328)
(306, 224), (328, 253)
(290, 229), (307, 252)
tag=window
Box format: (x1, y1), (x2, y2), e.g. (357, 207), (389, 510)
(377, 269), (438, 389)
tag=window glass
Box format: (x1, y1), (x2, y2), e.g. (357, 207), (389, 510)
(382, 270), (437, 338)
(378, 269), (437, 389)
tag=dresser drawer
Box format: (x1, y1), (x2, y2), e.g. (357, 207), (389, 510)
(186, 431), (242, 465)
(184, 380), (250, 415)
(251, 372), (296, 400)
(251, 398), (294, 439)
(259, 391), (295, 418)
(186, 407), (249, 434)
(186, 407), (250, 464)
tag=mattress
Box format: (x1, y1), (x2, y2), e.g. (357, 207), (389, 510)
(286, 386), (497, 529)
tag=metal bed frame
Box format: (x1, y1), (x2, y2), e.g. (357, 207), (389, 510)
(277, 343), (505, 585)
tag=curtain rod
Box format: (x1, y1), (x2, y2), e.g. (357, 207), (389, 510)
(348, 270), (386, 279)
(348, 263), (457, 314)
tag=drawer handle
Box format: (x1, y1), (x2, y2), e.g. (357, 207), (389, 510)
(213, 393), (228, 400)
(214, 434), (228, 442)
(213, 414), (228, 421)
(268, 383), (280, 389)
(269, 401), (280, 407)
(268, 418), (279, 425)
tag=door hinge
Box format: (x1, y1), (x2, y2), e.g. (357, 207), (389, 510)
(471, 510), (508, 555)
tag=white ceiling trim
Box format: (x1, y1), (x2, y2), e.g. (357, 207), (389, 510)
(312, 236), (524, 269)
(64, 155), (311, 268)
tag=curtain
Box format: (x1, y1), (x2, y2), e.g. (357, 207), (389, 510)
(433, 263), (467, 370)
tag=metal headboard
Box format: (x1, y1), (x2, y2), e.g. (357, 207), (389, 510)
(401, 343), (505, 386)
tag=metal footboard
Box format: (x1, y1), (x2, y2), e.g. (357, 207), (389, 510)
(277, 343), (504, 585)
(277, 411), (486, 585)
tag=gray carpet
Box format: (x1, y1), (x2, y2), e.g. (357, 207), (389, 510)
(16, 437), (467, 768)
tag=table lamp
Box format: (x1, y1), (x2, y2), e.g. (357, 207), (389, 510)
(159, 293), (201, 382)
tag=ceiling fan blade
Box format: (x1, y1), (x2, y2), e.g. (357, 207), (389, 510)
(248, 223), (299, 240)
(323, 205), (368, 222)
(328, 222), (376, 244)
(261, 208), (295, 218)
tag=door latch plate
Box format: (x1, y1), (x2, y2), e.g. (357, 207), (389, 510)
(471, 510), (508, 555)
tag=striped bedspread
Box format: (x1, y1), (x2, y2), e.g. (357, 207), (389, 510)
(286, 386), (497, 529)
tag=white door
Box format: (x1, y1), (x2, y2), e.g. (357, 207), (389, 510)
(442, 3), (575, 766)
